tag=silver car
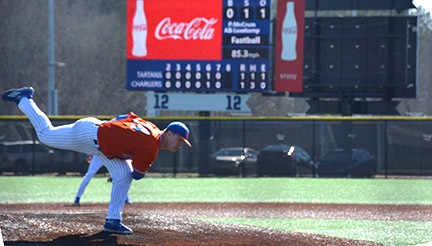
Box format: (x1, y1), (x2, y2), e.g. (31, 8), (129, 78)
(0, 140), (88, 174)
(209, 147), (258, 176)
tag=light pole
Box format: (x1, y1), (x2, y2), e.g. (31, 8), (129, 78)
(48, 0), (65, 115)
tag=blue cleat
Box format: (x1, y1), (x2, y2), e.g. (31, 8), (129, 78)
(2, 87), (34, 104)
(74, 197), (80, 205)
(125, 199), (132, 205)
(103, 219), (133, 234)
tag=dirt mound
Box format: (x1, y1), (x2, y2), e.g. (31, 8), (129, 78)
(4, 202), (421, 245)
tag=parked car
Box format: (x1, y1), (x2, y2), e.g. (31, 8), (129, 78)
(256, 145), (314, 177)
(209, 147), (258, 176)
(315, 148), (377, 178)
(0, 140), (89, 174)
(52, 149), (92, 174)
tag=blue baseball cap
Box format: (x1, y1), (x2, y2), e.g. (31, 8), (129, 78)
(166, 122), (192, 147)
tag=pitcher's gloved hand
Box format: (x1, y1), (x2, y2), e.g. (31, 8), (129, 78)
(132, 171), (145, 180)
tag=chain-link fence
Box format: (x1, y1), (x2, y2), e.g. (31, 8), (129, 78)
(1, 116), (431, 177)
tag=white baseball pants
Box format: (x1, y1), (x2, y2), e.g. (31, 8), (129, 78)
(76, 155), (104, 198)
(18, 98), (132, 220)
(76, 155), (131, 203)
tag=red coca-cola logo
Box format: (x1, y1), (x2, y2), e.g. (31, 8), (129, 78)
(282, 26), (297, 34)
(155, 17), (218, 41)
(133, 24), (148, 31)
(127, 0), (222, 60)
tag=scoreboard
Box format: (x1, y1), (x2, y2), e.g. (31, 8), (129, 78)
(126, 0), (272, 92)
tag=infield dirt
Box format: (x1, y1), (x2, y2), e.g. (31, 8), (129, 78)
(2, 202), (430, 245)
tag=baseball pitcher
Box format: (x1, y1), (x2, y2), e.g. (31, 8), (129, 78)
(2, 87), (192, 234)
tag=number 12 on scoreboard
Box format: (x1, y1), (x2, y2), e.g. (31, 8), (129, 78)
(226, 95), (242, 110)
(148, 93), (251, 112)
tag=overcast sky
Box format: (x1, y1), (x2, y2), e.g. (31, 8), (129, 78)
(413, 0), (432, 13)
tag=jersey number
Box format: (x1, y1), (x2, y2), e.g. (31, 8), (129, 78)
(130, 123), (151, 135)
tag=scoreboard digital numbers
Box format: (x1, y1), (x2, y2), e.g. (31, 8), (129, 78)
(126, 0), (271, 92)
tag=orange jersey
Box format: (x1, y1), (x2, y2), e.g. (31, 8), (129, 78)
(97, 113), (161, 174)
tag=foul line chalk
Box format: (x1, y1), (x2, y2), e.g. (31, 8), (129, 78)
(417, 242), (432, 246)
(0, 227), (4, 246)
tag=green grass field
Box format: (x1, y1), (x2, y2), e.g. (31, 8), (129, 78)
(1, 176), (432, 245)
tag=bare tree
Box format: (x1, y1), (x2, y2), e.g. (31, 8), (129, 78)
(0, 0), (48, 115)
(1, 1), (431, 116)
(397, 7), (432, 115)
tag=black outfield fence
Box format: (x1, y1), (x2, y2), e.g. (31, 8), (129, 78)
(1, 116), (431, 177)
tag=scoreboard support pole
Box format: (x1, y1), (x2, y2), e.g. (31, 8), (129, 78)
(198, 111), (211, 176)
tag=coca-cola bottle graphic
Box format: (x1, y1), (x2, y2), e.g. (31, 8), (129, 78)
(132, 0), (148, 57)
(281, 1), (297, 61)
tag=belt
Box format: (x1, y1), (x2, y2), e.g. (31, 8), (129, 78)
(94, 123), (100, 149)
(93, 139), (101, 151)
(94, 123), (100, 146)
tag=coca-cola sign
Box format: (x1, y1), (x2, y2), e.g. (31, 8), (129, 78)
(127, 0), (222, 60)
(127, 0), (272, 92)
(274, 0), (305, 92)
(155, 17), (218, 40)
(282, 26), (297, 35)
(133, 24), (148, 32)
